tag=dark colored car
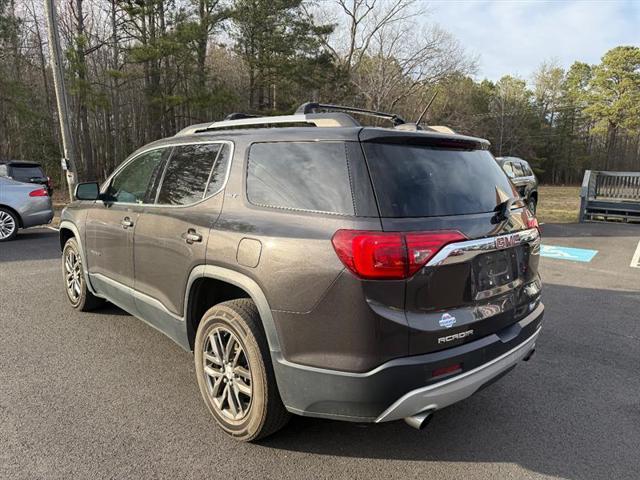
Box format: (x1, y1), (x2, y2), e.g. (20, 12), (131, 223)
(0, 160), (54, 196)
(496, 156), (538, 214)
(59, 104), (543, 441)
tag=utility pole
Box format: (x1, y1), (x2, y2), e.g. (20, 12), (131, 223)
(44, 0), (78, 199)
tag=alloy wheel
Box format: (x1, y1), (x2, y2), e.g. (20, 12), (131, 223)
(64, 248), (83, 303)
(0, 210), (16, 240)
(203, 327), (253, 421)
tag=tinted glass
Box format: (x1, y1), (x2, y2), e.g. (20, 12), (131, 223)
(205, 144), (231, 197)
(11, 166), (45, 181)
(109, 149), (166, 203)
(364, 143), (515, 217)
(512, 162), (525, 177)
(502, 162), (515, 177)
(522, 163), (533, 176)
(156, 143), (222, 205)
(247, 142), (354, 215)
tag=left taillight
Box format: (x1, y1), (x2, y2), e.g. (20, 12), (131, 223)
(331, 230), (467, 280)
(29, 187), (49, 197)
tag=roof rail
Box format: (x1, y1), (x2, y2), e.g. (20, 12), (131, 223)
(296, 102), (406, 126)
(175, 112), (360, 136)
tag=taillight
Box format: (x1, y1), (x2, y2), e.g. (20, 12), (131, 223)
(29, 188), (48, 197)
(331, 230), (466, 280)
(525, 210), (540, 232)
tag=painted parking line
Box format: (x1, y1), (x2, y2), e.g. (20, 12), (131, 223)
(631, 241), (640, 269)
(540, 244), (598, 263)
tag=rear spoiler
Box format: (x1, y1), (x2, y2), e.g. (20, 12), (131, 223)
(358, 128), (490, 150)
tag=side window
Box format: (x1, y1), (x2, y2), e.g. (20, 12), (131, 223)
(0, 165), (7, 176)
(109, 149), (166, 204)
(205, 144), (231, 197)
(247, 142), (354, 215)
(523, 164), (533, 176)
(502, 162), (515, 178)
(156, 143), (225, 206)
(512, 162), (525, 177)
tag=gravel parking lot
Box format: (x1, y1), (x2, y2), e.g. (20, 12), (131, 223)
(1, 223), (639, 480)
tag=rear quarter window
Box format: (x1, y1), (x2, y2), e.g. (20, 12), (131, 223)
(363, 143), (515, 218)
(246, 142), (354, 215)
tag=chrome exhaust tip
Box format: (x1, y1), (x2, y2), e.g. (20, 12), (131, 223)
(404, 410), (433, 430)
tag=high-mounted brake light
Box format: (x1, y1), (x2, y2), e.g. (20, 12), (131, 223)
(29, 188), (48, 197)
(331, 230), (466, 280)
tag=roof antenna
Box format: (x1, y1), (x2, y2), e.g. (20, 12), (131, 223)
(415, 90), (438, 126)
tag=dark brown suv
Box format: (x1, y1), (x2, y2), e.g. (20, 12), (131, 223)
(59, 104), (544, 441)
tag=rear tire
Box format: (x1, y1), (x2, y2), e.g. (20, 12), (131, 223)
(0, 207), (18, 242)
(528, 196), (537, 215)
(194, 299), (290, 442)
(62, 237), (104, 311)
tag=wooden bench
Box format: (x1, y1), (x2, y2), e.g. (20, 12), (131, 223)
(579, 170), (640, 223)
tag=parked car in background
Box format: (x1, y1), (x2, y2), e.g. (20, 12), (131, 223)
(0, 176), (54, 241)
(0, 160), (54, 196)
(59, 104), (543, 441)
(496, 157), (538, 214)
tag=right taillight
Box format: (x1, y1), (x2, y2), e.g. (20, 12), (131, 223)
(331, 230), (466, 280)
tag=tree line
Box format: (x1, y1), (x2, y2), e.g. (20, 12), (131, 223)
(0, 0), (639, 191)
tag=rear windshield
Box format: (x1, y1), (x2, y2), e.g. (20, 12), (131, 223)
(11, 165), (45, 181)
(363, 143), (515, 217)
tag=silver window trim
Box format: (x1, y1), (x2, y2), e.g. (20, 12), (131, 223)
(100, 140), (234, 209)
(426, 227), (540, 267)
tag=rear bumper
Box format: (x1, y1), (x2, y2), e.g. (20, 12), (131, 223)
(376, 325), (540, 422)
(21, 208), (54, 228)
(273, 303), (543, 422)
(19, 197), (54, 228)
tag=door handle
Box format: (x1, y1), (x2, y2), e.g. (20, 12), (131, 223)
(121, 217), (134, 229)
(184, 228), (202, 244)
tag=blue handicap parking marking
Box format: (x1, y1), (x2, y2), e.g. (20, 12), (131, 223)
(540, 244), (598, 263)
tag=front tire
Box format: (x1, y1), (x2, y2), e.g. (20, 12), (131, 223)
(0, 207), (18, 242)
(194, 299), (290, 441)
(62, 237), (104, 311)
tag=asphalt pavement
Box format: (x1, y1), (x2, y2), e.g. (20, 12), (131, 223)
(1, 223), (639, 479)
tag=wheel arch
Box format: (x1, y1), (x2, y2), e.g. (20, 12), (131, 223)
(184, 265), (282, 354)
(58, 220), (97, 294)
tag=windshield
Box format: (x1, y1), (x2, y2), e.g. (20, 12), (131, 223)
(363, 143), (516, 218)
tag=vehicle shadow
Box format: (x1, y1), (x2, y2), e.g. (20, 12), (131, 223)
(255, 283), (640, 480)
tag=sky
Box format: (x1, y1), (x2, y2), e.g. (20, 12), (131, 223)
(428, 0), (640, 82)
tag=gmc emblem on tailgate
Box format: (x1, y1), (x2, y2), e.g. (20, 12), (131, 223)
(495, 234), (519, 249)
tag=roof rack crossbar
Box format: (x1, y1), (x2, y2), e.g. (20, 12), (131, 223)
(224, 112), (259, 121)
(296, 102), (406, 126)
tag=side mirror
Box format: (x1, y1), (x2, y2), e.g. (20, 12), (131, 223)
(75, 182), (100, 201)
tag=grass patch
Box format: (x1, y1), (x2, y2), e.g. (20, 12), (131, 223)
(537, 186), (580, 224)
